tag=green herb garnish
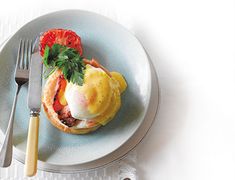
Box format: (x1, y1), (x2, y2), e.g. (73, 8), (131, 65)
(43, 44), (85, 86)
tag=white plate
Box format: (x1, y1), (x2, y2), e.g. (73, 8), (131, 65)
(0, 10), (159, 172)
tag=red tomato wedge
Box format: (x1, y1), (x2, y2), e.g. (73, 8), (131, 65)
(40, 29), (83, 56)
(53, 77), (67, 112)
(53, 99), (64, 112)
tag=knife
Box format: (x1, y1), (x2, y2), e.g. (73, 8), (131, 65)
(25, 38), (42, 177)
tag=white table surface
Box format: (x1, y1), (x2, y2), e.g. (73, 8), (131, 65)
(1, 0), (235, 179)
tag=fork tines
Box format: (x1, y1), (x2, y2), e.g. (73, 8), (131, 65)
(16, 39), (32, 70)
(15, 39), (32, 83)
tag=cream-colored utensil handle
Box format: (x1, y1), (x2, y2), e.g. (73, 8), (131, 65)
(24, 114), (40, 177)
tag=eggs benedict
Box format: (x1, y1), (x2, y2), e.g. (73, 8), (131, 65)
(40, 29), (127, 134)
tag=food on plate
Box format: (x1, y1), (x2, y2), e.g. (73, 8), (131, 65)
(41, 29), (127, 134)
(40, 29), (82, 56)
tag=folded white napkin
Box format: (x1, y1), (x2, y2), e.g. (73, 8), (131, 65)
(0, 150), (137, 180)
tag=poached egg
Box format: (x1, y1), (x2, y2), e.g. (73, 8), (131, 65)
(64, 64), (127, 126)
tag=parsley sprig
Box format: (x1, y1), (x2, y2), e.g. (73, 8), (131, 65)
(43, 44), (86, 86)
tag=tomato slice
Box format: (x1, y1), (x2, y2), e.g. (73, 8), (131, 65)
(53, 77), (67, 112)
(53, 99), (64, 112)
(40, 29), (83, 56)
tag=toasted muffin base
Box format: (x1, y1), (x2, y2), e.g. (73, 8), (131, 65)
(42, 70), (101, 134)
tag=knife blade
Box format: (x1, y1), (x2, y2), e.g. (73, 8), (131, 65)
(25, 39), (42, 177)
(27, 52), (42, 111)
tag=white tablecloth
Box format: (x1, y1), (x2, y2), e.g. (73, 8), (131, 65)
(1, 0), (235, 179)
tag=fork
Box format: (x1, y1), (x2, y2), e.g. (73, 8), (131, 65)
(0, 39), (31, 167)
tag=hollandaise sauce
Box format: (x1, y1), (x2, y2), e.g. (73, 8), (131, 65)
(53, 64), (127, 128)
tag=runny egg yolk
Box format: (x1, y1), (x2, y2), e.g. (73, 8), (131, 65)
(61, 64), (127, 125)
